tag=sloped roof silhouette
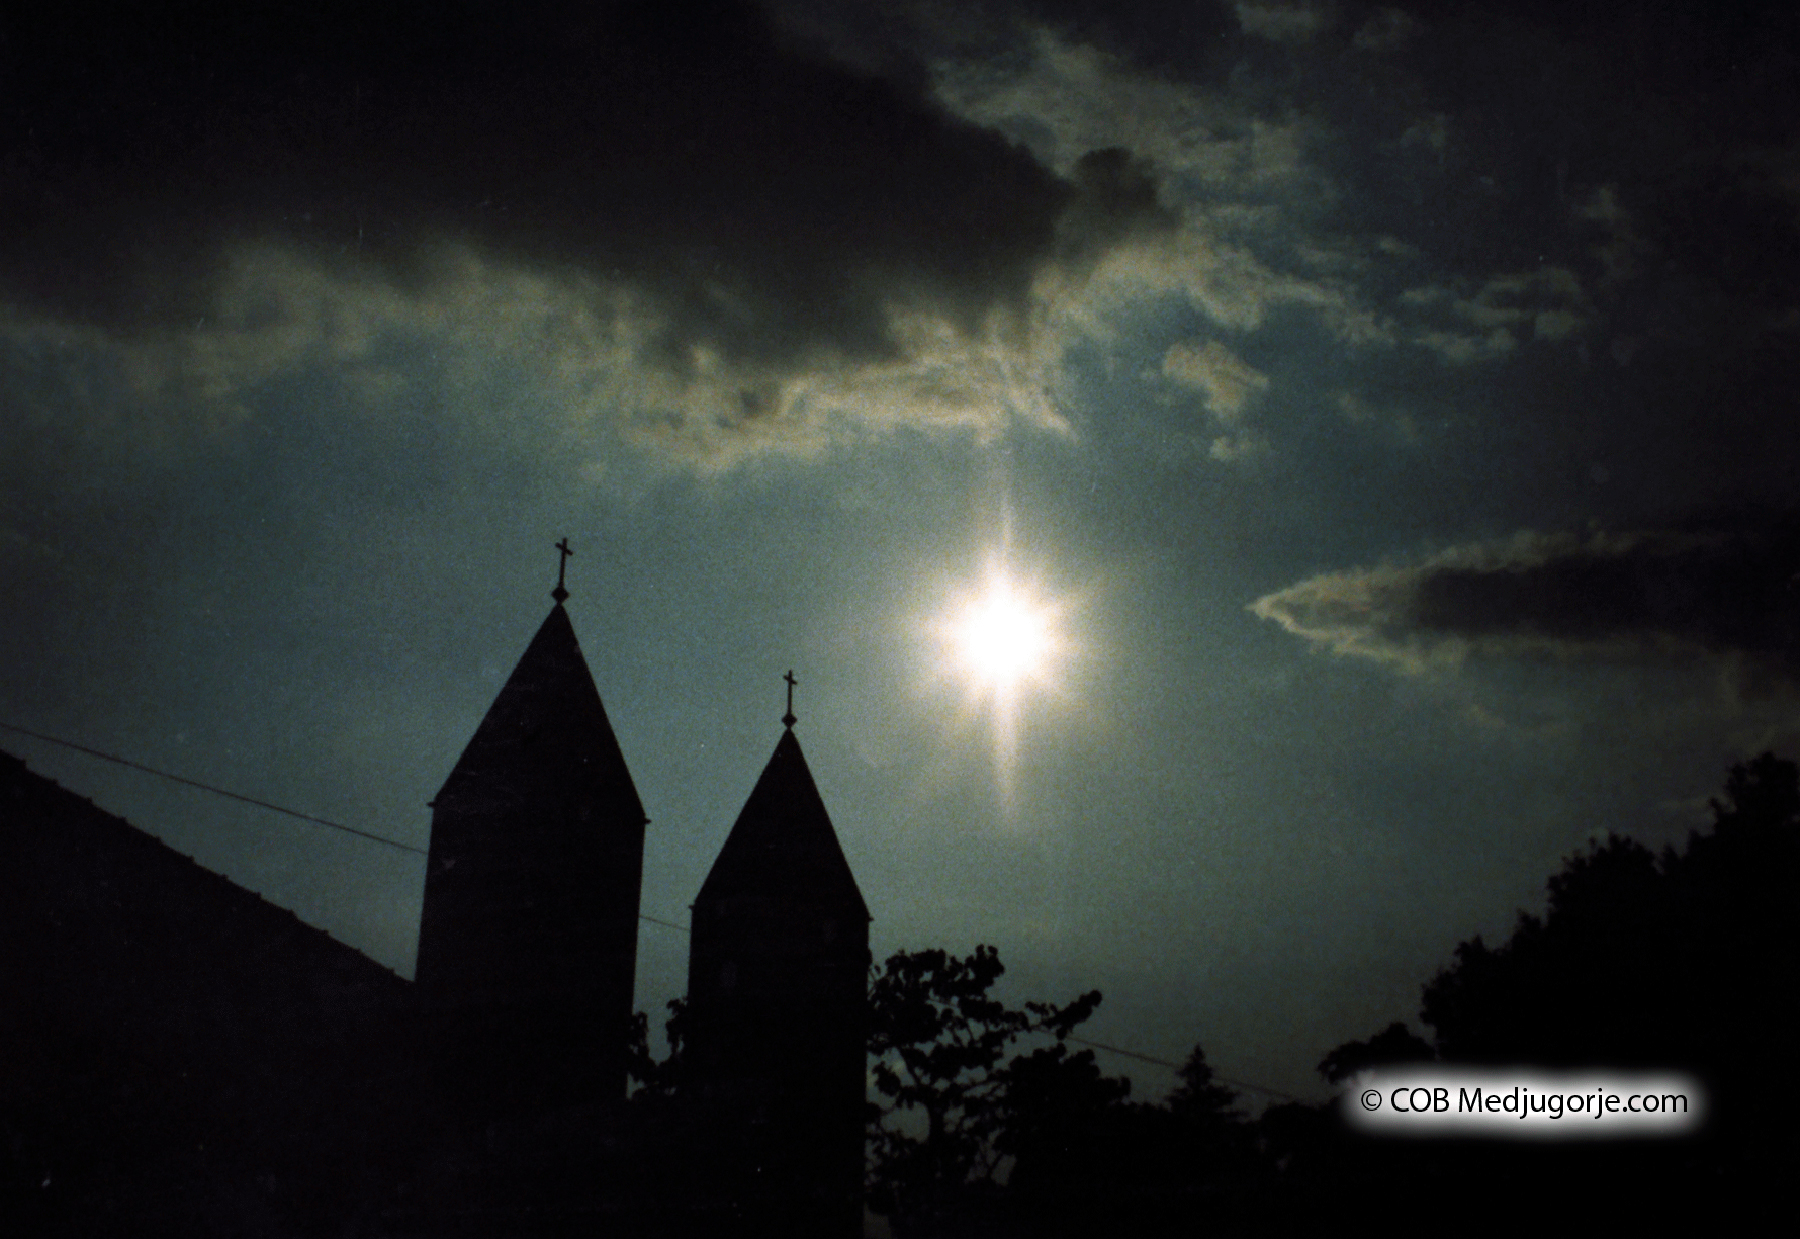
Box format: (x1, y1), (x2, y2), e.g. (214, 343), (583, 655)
(0, 748), (403, 1005)
(0, 749), (411, 1228)
(696, 727), (868, 920)
(433, 602), (645, 825)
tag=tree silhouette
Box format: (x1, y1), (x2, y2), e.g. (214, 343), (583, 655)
(625, 997), (691, 1103)
(997, 1040), (1266, 1237)
(1166, 1043), (1244, 1122)
(630, 943), (1272, 1235)
(1420, 752), (1797, 1087)
(865, 948), (1273, 1236)
(995, 1041), (1131, 1202)
(1304, 752), (1799, 1230)
(1316, 1020), (1435, 1085)
(864, 945), (1102, 1233)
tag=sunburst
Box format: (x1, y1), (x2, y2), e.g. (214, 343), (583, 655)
(932, 559), (1070, 802)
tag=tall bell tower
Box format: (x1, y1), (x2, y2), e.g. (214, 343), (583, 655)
(416, 542), (647, 1112)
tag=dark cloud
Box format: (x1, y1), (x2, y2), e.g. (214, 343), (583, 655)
(1097, 0), (1800, 327)
(0, 0), (1164, 383)
(1370, 1), (1800, 304)
(1251, 510), (1800, 689)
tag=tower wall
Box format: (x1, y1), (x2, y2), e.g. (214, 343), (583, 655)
(416, 604), (646, 1111)
(685, 727), (871, 1237)
(687, 895), (869, 1235)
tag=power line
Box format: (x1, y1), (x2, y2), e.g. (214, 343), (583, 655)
(2, 720), (1299, 1101)
(0, 719), (427, 856)
(0, 719), (702, 936)
(1066, 1035), (1182, 1069)
(1065, 1035), (1303, 1104)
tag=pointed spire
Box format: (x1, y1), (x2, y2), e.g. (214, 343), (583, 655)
(782, 669), (798, 730)
(696, 727), (868, 920)
(419, 601), (648, 1008)
(552, 537), (574, 605)
(432, 605), (642, 823)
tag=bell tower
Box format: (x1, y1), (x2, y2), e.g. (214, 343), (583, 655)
(416, 543), (647, 1111)
(685, 675), (871, 1236)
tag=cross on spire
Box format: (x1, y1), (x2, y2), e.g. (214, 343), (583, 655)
(552, 538), (574, 604)
(782, 669), (798, 729)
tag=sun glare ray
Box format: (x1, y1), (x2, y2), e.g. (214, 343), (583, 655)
(930, 556), (1072, 806)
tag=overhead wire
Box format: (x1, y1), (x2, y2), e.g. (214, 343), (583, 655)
(1, 718), (1308, 1105)
(0, 719), (427, 856)
(0, 719), (690, 934)
(1065, 1035), (1303, 1102)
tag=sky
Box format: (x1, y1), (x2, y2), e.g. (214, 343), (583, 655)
(3, 0), (1797, 1103)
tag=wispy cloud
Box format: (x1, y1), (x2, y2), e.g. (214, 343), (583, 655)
(0, 1), (1174, 469)
(1396, 266), (1593, 362)
(1351, 7), (1419, 54)
(1163, 339), (1268, 420)
(1234, 2), (1335, 43)
(1251, 516), (1800, 693)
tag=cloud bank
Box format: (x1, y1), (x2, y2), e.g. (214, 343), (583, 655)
(1251, 516), (1800, 689)
(0, 0), (1172, 467)
(6, 0), (1796, 476)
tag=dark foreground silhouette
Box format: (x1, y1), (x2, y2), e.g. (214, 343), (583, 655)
(4, 748), (1792, 1235)
(840, 755), (1796, 1236)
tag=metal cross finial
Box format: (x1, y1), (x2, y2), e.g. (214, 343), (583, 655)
(782, 669), (798, 729)
(552, 538), (574, 604)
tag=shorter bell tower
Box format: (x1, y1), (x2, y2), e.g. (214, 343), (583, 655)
(685, 674), (871, 1237)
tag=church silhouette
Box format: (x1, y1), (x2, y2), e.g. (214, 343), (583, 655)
(0, 547), (872, 1237)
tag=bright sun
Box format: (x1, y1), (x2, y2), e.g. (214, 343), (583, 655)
(949, 571), (1057, 694)
(932, 560), (1070, 802)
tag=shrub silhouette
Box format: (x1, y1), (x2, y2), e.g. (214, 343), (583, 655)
(1303, 752), (1799, 1231)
